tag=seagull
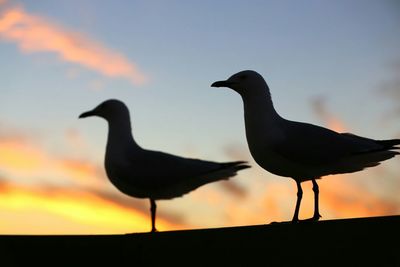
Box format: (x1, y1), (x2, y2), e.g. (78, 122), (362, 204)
(79, 99), (250, 232)
(212, 70), (400, 222)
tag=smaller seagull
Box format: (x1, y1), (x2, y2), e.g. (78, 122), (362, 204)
(212, 70), (400, 222)
(79, 99), (250, 232)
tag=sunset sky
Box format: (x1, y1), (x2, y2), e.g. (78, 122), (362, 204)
(0, 0), (399, 234)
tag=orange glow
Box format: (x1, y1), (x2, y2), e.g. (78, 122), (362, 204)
(0, 138), (104, 187)
(327, 117), (347, 133)
(0, 140), (45, 172)
(320, 176), (398, 218)
(0, 7), (147, 85)
(234, 169), (400, 224)
(0, 183), (185, 234)
(261, 182), (293, 221)
(260, 176), (400, 222)
(312, 97), (347, 132)
(64, 128), (87, 150)
(57, 159), (103, 185)
(0, 138), (188, 233)
(0, 135), (398, 232)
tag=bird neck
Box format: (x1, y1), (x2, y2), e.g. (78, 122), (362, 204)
(241, 85), (279, 120)
(106, 116), (141, 152)
(241, 85), (283, 149)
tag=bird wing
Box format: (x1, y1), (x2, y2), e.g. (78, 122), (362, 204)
(272, 120), (382, 166)
(106, 146), (249, 199)
(109, 149), (249, 199)
(117, 149), (233, 189)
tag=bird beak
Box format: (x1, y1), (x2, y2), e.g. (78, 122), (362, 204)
(211, 80), (233, 88)
(78, 110), (95, 119)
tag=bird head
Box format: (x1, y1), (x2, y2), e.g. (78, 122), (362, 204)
(79, 99), (130, 121)
(211, 70), (267, 96)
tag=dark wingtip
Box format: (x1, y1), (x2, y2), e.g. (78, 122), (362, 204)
(235, 164), (251, 171)
(376, 139), (400, 149)
(221, 161), (251, 171)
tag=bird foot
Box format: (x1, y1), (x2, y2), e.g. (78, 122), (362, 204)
(270, 220), (292, 225)
(277, 213), (321, 224)
(291, 216), (300, 223)
(300, 214), (321, 222)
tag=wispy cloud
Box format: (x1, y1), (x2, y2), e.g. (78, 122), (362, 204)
(311, 96), (347, 132)
(219, 143), (251, 198)
(84, 187), (186, 226)
(379, 60), (400, 120)
(319, 176), (400, 218)
(0, 181), (186, 234)
(257, 175), (400, 223)
(0, 6), (147, 85)
(0, 137), (106, 188)
(1, 121), (398, 232)
(0, 130), (189, 233)
(218, 180), (247, 199)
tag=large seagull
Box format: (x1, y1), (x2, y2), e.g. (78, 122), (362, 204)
(212, 70), (399, 222)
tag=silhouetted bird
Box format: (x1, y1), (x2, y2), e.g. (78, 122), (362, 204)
(79, 99), (250, 232)
(212, 70), (400, 222)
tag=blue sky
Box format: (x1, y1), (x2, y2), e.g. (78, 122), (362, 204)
(3, 1), (399, 143)
(0, 0), (399, 233)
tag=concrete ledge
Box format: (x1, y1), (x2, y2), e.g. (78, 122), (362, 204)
(1, 215), (399, 266)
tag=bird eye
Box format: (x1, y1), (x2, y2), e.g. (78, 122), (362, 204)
(239, 75), (247, 80)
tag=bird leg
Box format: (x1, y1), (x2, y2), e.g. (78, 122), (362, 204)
(150, 199), (158, 232)
(311, 179), (321, 221)
(300, 179), (322, 222)
(292, 180), (303, 223)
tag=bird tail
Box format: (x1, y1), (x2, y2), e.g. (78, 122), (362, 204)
(375, 139), (400, 150)
(199, 161), (251, 184)
(197, 161), (250, 185)
(331, 150), (399, 175)
(158, 161), (250, 200)
(342, 133), (400, 151)
(219, 161), (251, 172)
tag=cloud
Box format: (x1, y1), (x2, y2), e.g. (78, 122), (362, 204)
(0, 6), (147, 85)
(254, 175), (400, 223)
(218, 143), (251, 198)
(0, 137), (106, 188)
(83, 186), (187, 226)
(378, 60), (400, 119)
(0, 127), (189, 232)
(260, 182), (293, 222)
(218, 180), (247, 199)
(0, 181), (187, 234)
(64, 128), (87, 152)
(223, 143), (251, 162)
(310, 96), (347, 132)
(1, 122), (398, 232)
(319, 176), (400, 218)
(0, 121), (36, 141)
(0, 139), (46, 173)
(219, 164), (400, 225)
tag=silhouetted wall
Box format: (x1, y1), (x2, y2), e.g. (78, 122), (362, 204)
(0, 216), (399, 266)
